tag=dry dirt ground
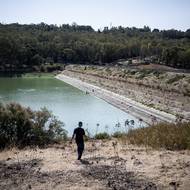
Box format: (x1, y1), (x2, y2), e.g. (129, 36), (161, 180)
(0, 140), (190, 190)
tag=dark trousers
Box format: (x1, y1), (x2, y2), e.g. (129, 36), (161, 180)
(77, 142), (84, 160)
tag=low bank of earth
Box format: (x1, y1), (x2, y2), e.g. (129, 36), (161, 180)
(56, 74), (177, 124)
(0, 140), (190, 190)
(60, 65), (190, 123)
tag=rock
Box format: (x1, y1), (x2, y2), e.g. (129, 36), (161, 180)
(133, 159), (142, 166)
(185, 161), (190, 167)
(144, 182), (157, 190)
(38, 179), (46, 183)
(7, 165), (13, 170)
(131, 155), (136, 160)
(169, 181), (179, 187)
(28, 184), (32, 189)
(6, 157), (11, 161)
(31, 162), (37, 167)
(42, 173), (49, 177)
(16, 165), (21, 170)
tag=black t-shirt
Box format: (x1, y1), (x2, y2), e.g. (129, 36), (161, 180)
(74, 127), (85, 143)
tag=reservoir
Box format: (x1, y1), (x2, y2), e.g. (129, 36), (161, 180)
(0, 77), (143, 136)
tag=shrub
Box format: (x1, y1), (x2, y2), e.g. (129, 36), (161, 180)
(152, 70), (162, 77)
(127, 122), (190, 150)
(0, 103), (67, 149)
(94, 132), (110, 140)
(112, 131), (125, 138)
(166, 75), (185, 84)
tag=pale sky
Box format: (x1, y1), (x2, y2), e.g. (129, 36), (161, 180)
(0, 0), (189, 31)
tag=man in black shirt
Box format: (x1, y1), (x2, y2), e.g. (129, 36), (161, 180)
(71, 121), (85, 160)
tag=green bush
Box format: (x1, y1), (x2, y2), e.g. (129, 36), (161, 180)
(127, 122), (190, 150)
(0, 103), (67, 149)
(94, 132), (110, 140)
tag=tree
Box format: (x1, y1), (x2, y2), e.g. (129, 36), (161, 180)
(0, 23), (190, 72)
(31, 54), (44, 65)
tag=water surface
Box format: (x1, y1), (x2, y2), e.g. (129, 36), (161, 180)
(0, 77), (143, 136)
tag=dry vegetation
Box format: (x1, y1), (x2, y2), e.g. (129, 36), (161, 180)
(126, 122), (190, 150)
(1, 138), (190, 190)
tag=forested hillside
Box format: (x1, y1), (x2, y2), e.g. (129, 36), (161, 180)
(0, 23), (190, 73)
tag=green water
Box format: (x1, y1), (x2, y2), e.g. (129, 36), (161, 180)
(0, 77), (142, 136)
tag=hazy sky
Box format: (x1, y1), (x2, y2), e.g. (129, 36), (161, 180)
(0, 0), (189, 31)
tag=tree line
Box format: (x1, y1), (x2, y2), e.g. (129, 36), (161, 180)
(0, 22), (190, 73)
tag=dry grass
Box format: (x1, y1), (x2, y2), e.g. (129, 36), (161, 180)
(94, 132), (110, 140)
(126, 122), (190, 150)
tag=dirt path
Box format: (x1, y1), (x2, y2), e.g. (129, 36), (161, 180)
(1, 140), (190, 190)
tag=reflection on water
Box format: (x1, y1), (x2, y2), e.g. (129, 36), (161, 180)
(17, 89), (36, 92)
(0, 77), (145, 136)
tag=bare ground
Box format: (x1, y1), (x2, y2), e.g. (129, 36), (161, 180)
(0, 140), (190, 190)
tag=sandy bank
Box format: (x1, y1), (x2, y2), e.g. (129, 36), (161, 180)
(56, 74), (176, 124)
(1, 140), (190, 190)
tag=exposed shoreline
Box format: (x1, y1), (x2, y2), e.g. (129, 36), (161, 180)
(56, 74), (176, 124)
(1, 140), (190, 189)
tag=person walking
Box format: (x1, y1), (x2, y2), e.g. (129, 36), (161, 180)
(71, 121), (85, 160)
